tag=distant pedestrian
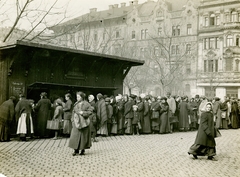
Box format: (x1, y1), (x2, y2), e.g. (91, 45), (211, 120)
(188, 102), (218, 161)
(34, 92), (52, 138)
(178, 96), (190, 131)
(69, 91), (92, 156)
(116, 95), (124, 135)
(159, 97), (169, 134)
(0, 96), (16, 142)
(105, 97), (113, 135)
(88, 94), (98, 142)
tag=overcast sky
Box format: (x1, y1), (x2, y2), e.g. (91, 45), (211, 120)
(0, 0), (148, 30)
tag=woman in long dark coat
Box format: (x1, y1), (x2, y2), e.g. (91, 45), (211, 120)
(150, 97), (160, 133)
(178, 96), (191, 131)
(159, 97), (169, 134)
(69, 91), (92, 156)
(63, 93), (73, 136)
(188, 102), (217, 161)
(34, 92), (52, 138)
(142, 96), (151, 134)
(0, 96), (16, 142)
(116, 95), (125, 135)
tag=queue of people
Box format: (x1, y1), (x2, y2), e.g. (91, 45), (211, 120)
(0, 90), (240, 158)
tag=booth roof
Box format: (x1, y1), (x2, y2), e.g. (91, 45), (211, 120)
(0, 40), (144, 66)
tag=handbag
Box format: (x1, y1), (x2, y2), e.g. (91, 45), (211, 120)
(46, 119), (61, 130)
(152, 111), (159, 119)
(74, 113), (90, 129)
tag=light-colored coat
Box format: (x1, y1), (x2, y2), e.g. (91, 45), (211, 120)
(68, 100), (92, 150)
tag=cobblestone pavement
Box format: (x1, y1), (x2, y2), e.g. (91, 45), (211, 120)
(0, 129), (240, 177)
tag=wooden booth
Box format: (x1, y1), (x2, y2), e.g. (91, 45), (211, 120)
(0, 40), (144, 104)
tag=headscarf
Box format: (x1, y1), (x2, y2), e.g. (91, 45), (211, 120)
(88, 95), (95, 102)
(200, 102), (213, 112)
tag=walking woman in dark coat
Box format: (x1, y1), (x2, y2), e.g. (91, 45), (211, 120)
(188, 102), (218, 161)
(0, 96), (16, 142)
(69, 91), (92, 156)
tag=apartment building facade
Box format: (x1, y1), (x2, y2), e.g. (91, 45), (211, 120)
(51, 0), (240, 98)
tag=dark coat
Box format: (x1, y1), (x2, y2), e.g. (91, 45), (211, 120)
(69, 100), (92, 150)
(63, 99), (73, 120)
(194, 111), (216, 147)
(116, 100), (125, 131)
(0, 99), (15, 141)
(142, 101), (151, 133)
(178, 101), (191, 129)
(35, 98), (52, 137)
(96, 98), (107, 126)
(124, 100), (134, 119)
(0, 99), (15, 124)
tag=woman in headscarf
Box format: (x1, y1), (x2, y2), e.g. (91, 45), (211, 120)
(159, 97), (170, 134)
(69, 91), (92, 156)
(188, 102), (218, 161)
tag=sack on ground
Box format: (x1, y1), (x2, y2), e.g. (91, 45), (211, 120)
(74, 113), (90, 129)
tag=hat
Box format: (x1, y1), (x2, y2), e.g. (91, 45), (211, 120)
(195, 94), (199, 98)
(105, 98), (110, 102)
(140, 93), (146, 99)
(130, 94), (136, 99)
(160, 96), (167, 101)
(40, 92), (47, 97)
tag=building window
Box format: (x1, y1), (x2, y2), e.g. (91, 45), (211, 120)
(132, 31), (136, 39)
(176, 45), (180, 54)
(204, 59), (218, 72)
(141, 29), (148, 39)
(226, 58), (233, 71)
(210, 14), (215, 26)
(204, 17), (209, 26)
(226, 35), (233, 46)
(216, 15), (220, 25)
(225, 13), (230, 23)
(232, 12), (237, 22)
(158, 27), (162, 36)
(235, 59), (239, 71)
(186, 44), (191, 54)
(209, 38), (215, 49)
(187, 24), (192, 35)
(171, 45), (176, 54)
(145, 29), (148, 39)
(172, 26), (176, 36)
(236, 37), (239, 46)
(176, 25), (180, 36)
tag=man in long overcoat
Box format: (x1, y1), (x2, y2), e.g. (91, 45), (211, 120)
(0, 96), (16, 141)
(34, 92), (52, 138)
(96, 93), (108, 136)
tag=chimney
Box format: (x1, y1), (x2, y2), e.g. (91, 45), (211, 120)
(90, 8), (97, 13)
(133, 0), (138, 5)
(121, 2), (126, 7)
(113, 4), (119, 8)
(109, 5), (113, 9)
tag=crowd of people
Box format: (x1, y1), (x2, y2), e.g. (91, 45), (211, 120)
(0, 91), (239, 143)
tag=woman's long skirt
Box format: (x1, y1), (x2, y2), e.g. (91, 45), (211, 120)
(188, 144), (216, 157)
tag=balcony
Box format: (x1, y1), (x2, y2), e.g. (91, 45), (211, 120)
(198, 72), (240, 84)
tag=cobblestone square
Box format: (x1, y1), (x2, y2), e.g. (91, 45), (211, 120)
(0, 129), (240, 177)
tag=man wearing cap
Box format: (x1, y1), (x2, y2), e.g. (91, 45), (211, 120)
(34, 92), (52, 138)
